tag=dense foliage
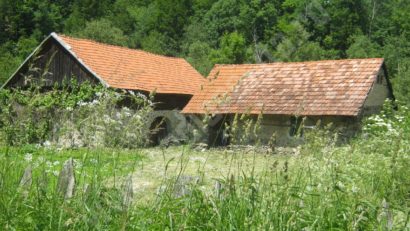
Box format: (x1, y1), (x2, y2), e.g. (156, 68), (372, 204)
(0, 0), (409, 102)
(0, 82), (153, 148)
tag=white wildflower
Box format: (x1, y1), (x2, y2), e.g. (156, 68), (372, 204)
(52, 170), (59, 176)
(336, 181), (345, 190)
(73, 159), (82, 169)
(351, 185), (359, 193)
(24, 153), (33, 162)
(136, 92), (147, 100)
(91, 99), (99, 105)
(77, 101), (88, 107)
(95, 92), (103, 97)
(103, 114), (112, 123)
(43, 140), (51, 147)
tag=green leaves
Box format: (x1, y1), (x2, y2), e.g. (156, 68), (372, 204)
(76, 19), (128, 46)
(275, 22), (327, 62)
(0, 0), (410, 102)
(347, 35), (381, 59)
(210, 32), (247, 64)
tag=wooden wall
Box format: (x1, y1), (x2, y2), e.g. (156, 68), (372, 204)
(153, 94), (192, 110)
(6, 38), (99, 88)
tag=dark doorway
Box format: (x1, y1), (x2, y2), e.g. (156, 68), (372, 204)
(149, 117), (169, 146)
(209, 115), (231, 147)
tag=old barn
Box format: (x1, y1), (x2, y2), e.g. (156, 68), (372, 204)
(2, 32), (206, 144)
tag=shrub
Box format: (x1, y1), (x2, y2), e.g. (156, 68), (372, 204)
(0, 82), (153, 148)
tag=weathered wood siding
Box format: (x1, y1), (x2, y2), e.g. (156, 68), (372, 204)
(6, 38), (99, 88)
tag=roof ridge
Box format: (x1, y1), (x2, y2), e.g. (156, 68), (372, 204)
(214, 58), (384, 67)
(55, 33), (186, 61)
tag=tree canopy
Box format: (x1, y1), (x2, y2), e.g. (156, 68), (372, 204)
(0, 0), (409, 102)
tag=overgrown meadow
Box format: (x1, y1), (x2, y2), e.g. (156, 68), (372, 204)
(0, 86), (409, 230)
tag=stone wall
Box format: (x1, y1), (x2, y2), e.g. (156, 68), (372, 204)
(143, 110), (210, 145)
(203, 114), (361, 147)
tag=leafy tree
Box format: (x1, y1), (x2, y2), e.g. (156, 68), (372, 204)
(141, 31), (177, 56)
(237, 0), (280, 43)
(204, 0), (242, 43)
(76, 19), (128, 46)
(320, 0), (368, 56)
(210, 32), (247, 64)
(0, 52), (21, 85)
(347, 35), (381, 58)
(186, 41), (213, 76)
(0, 36), (38, 84)
(392, 59), (410, 105)
(64, 0), (115, 33)
(154, 0), (193, 44)
(0, 0), (409, 102)
(383, 35), (410, 77)
(0, 0), (63, 43)
(275, 22), (327, 62)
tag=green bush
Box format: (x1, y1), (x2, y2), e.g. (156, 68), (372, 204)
(0, 82), (153, 148)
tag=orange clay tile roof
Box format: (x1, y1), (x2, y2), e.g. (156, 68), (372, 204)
(56, 34), (205, 95)
(182, 58), (385, 116)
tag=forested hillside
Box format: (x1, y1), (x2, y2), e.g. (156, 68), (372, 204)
(1, 0), (409, 101)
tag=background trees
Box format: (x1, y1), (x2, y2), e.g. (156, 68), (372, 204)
(0, 0), (409, 102)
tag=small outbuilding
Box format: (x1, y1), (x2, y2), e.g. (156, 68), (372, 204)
(182, 59), (394, 146)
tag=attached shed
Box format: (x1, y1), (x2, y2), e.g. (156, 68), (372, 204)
(3, 32), (206, 144)
(182, 59), (394, 146)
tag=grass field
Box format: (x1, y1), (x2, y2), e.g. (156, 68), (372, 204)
(0, 102), (409, 230)
(1, 127), (410, 230)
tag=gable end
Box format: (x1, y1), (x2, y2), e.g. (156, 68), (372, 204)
(2, 33), (107, 89)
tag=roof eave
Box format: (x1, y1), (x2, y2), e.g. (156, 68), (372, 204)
(182, 109), (358, 117)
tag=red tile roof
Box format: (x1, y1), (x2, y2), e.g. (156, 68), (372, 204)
(56, 34), (205, 95)
(182, 59), (385, 116)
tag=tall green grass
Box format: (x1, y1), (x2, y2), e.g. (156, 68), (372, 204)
(1, 104), (410, 230)
(0, 147), (143, 230)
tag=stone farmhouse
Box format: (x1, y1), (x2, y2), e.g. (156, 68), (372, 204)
(3, 33), (394, 146)
(183, 59), (394, 145)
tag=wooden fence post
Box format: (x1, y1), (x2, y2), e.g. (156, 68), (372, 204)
(57, 158), (75, 199)
(19, 165), (33, 199)
(122, 174), (134, 209)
